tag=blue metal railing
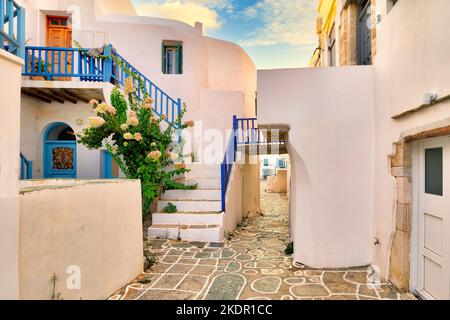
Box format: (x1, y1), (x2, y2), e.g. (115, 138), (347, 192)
(20, 152), (32, 180)
(108, 46), (182, 129)
(23, 46), (105, 81)
(221, 115), (238, 212)
(22, 44), (182, 131)
(1, 0), (25, 58)
(235, 117), (261, 145)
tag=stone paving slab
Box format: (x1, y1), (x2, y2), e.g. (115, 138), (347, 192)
(111, 182), (416, 301)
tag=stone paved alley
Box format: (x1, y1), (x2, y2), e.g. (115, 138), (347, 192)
(111, 182), (415, 301)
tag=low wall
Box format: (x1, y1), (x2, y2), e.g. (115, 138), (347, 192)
(0, 49), (24, 299)
(19, 179), (143, 300)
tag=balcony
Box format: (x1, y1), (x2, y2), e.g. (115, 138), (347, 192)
(21, 44), (182, 128)
(1, 0), (25, 58)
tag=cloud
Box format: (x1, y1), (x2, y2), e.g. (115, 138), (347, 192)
(133, 0), (233, 30)
(239, 0), (316, 47)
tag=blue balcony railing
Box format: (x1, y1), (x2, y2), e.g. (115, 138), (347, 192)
(0, 0), (25, 58)
(22, 44), (182, 132)
(20, 152), (32, 180)
(24, 46), (105, 81)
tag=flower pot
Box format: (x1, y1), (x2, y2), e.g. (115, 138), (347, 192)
(30, 76), (45, 80)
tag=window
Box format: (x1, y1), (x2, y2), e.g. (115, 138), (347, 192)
(425, 148), (443, 196)
(357, 0), (372, 65)
(162, 41), (183, 74)
(328, 24), (336, 66)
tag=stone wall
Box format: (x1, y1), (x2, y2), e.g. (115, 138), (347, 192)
(389, 142), (412, 291)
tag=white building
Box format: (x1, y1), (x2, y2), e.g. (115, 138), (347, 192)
(1, 0), (449, 301)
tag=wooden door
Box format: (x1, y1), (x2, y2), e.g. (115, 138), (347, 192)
(46, 16), (72, 79)
(417, 137), (450, 300)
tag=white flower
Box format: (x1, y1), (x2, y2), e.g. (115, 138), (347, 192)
(124, 132), (134, 140)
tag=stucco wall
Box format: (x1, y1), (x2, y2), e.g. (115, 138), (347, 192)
(17, 0), (256, 159)
(20, 96), (102, 179)
(371, 0), (450, 281)
(19, 179), (143, 300)
(0, 50), (24, 299)
(258, 66), (375, 268)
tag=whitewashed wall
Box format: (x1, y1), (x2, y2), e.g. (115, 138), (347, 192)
(0, 50), (23, 299)
(258, 66), (375, 268)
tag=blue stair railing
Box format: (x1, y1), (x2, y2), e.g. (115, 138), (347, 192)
(0, 0), (25, 58)
(107, 45), (182, 130)
(221, 115), (238, 212)
(235, 117), (261, 145)
(20, 152), (32, 180)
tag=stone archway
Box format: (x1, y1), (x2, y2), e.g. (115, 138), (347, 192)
(389, 125), (450, 291)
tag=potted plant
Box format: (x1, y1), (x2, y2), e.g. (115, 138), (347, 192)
(28, 56), (49, 80)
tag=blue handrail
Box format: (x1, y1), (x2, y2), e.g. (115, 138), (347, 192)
(235, 117), (261, 145)
(22, 44), (183, 131)
(221, 115), (238, 212)
(108, 46), (182, 129)
(20, 152), (32, 180)
(1, 0), (25, 58)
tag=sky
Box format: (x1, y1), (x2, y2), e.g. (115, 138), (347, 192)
(131, 0), (318, 70)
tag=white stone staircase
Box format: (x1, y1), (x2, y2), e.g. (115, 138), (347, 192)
(147, 164), (225, 242)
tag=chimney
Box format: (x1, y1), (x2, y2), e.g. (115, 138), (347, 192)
(195, 22), (203, 34)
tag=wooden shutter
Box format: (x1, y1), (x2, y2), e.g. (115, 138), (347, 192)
(176, 43), (183, 74)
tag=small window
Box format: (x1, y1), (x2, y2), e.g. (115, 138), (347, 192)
(328, 24), (336, 66)
(162, 41), (183, 75)
(425, 148), (443, 196)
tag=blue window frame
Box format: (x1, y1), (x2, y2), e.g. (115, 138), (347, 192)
(162, 40), (183, 74)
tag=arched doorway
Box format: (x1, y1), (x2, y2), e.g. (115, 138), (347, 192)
(43, 122), (77, 178)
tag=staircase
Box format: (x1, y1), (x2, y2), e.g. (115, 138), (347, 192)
(148, 163), (225, 242)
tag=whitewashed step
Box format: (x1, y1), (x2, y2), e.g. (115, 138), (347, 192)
(157, 200), (222, 213)
(184, 178), (221, 190)
(152, 212), (223, 225)
(148, 224), (224, 242)
(161, 189), (221, 201)
(185, 170), (220, 179)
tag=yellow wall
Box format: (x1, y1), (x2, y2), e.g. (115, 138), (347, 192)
(309, 0), (337, 66)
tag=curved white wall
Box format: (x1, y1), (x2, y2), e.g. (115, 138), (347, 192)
(258, 66), (375, 268)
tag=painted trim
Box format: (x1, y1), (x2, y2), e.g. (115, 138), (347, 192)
(43, 122), (77, 179)
(102, 150), (113, 179)
(410, 141), (419, 294)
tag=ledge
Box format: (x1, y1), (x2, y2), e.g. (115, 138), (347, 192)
(0, 49), (24, 66)
(391, 93), (450, 120)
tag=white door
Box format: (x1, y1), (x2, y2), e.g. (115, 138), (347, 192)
(417, 137), (450, 300)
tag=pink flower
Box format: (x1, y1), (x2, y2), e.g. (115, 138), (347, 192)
(143, 97), (154, 110)
(134, 133), (143, 142)
(128, 117), (139, 126)
(148, 150), (162, 161)
(124, 78), (135, 95)
(107, 105), (116, 115)
(88, 116), (105, 128)
(89, 99), (99, 107)
(184, 120), (195, 128)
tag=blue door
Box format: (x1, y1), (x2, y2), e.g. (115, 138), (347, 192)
(43, 123), (77, 179)
(45, 142), (77, 178)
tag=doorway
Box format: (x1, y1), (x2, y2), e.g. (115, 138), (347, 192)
(46, 16), (72, 78)
(414, 136), (450, 299)
(44, 122), (77, 178)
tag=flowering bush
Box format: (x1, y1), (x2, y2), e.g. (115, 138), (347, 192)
(78, 82), (194, 216)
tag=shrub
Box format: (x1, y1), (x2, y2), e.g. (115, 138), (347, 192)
(77, 79), (193, 216)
